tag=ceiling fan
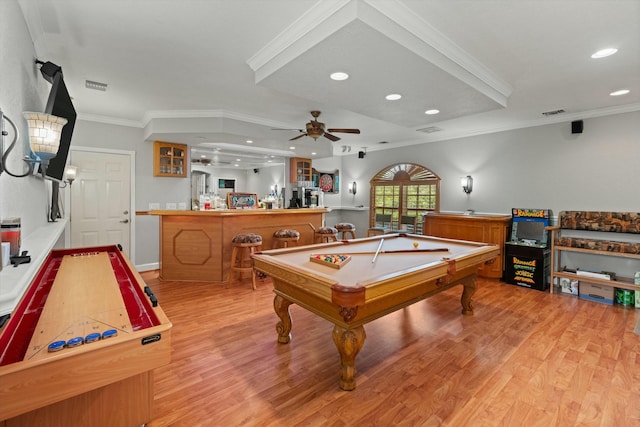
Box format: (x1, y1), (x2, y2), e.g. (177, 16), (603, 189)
(279, 111), (360, 142)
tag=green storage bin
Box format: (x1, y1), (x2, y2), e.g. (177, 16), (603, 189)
(615, 289), (635, 306)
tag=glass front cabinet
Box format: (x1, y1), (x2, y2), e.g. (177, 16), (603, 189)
(154, 141), (187, 177)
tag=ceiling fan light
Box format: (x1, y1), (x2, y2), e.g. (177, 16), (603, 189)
(330, 72), (349, 81)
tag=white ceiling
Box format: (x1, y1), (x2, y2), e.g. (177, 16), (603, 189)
(17, 0), (640, 168)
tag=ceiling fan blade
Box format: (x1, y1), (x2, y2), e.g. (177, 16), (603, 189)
(327, 128), (360, 134)
(323, 132), (341, 142)
(289, 133), (307, 141)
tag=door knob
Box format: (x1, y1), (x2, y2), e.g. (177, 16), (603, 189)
(120, 219), (129, 224)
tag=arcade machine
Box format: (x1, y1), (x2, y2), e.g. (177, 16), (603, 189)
(504, 208), (552, 291)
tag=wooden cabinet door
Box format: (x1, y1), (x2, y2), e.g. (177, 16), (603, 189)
(289, 157), (312, 183)
(154, 141), (187, 177)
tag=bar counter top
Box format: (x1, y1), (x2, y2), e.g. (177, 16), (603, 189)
(149, 207), (330, 283)
(149, 207), (330, 216)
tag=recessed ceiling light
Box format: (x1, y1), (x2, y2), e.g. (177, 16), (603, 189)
(246, 140), (253, 144)
(330, 72), (349, 81)
(311, 152), (317, 155)
(416, 126), (442, 133)
(385, 94), (402, 101)
(591, 48), (618, 59)
(289, 146), (295, 150)
(425, 109), (440, 115)
(234, 164), (239, 167)
(235, 158), (241, 162)
(610, 89), (630, 96)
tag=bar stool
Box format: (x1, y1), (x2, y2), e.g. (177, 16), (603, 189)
(227, 233), (262, 290)
(314, 226), (339, 243)
(272, 229), (300, 248)
(335, 223), (356, 240)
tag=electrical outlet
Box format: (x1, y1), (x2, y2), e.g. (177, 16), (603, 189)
(149, 203), (160, 210)
(178, 202), (186, 210)
(166, 202), (177, 210)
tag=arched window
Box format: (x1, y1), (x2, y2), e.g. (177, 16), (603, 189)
(369, 163), (440, 233)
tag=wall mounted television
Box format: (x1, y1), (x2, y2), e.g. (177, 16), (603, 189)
(38, 71), (76, 181)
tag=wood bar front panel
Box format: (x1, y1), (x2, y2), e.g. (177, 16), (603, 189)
(155, 209), (328, 283)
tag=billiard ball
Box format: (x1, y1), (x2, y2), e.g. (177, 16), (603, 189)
(413, 241), (419, 248)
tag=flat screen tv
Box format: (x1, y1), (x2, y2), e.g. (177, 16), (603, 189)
(40, 72), (76, 181)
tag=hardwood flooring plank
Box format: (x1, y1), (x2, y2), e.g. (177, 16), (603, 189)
(142, 272), (640, 426)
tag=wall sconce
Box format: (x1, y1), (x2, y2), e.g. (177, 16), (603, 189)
(59, 165), (78, 187)
(1, 108), (67, 177)
(349, 181), (357, 195)
(461, 175), (473, 194)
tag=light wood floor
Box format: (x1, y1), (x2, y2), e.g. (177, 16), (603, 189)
(142, 272), (640, 427)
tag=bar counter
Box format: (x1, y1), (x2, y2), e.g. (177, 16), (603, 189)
(149, 208), (330, 283)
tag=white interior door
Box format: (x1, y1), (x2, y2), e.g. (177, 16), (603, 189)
(70, 150), (132, 255)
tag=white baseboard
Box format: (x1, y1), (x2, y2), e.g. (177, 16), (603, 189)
(136, 262), (159, 272)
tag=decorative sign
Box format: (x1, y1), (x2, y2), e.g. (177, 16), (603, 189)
(227, 192), (258, 209)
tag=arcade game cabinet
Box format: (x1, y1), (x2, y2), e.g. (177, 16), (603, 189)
(504, 208), (551, 291)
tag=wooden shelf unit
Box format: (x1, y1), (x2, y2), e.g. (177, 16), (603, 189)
(549, 238), (640, 294)
(552, 270), (638, 292)
(154, 141), (187, 177)
(289, 157), (312, 183)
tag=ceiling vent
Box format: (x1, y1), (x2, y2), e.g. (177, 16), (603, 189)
(85, 80), (108, 91)
(541, 109), (565, 116)
(416, 126), (443, 133)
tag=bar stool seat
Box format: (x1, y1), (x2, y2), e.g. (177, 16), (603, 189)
(314, 226), (339, 243)
(273, 229), (300, 248)
(335, 223), (356, 240)
(228, 233), (262, 290)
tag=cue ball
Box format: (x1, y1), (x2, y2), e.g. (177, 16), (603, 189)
(413, 241), (419, 248)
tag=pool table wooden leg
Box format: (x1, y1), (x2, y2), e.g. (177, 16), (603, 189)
(332, 325), (366, 391)
(460, 274), (477, 315)
(273, 294), (293, 343)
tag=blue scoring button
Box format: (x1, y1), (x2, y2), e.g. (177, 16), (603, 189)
(48, 340), (66, 352)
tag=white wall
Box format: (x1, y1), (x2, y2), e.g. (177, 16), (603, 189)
(0, 0), (55, 239)
(245, 164), (287, 201)
(337, 111), (640, 218)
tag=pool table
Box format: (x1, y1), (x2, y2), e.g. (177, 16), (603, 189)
(252, 233), (499, 390)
